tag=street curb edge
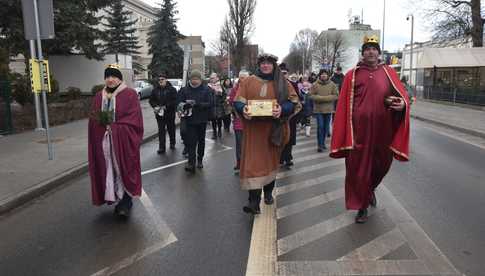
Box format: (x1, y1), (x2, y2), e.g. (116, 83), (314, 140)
(0, 132), (159, 216)
(411, 115), (485, 139)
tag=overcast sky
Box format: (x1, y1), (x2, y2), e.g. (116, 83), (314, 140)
(143, 0), (431, 59)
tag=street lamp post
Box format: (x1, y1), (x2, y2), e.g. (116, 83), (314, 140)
(407, 14), (414, 87)
(382, 0), (386, 52)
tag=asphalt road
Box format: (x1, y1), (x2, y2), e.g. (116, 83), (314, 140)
(0, 119), (483, 276)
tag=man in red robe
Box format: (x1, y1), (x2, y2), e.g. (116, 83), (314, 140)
(330, 36), (410, 223)
(88, 64), (144, 217)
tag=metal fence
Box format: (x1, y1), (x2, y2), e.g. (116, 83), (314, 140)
(0, 80), (13, 135)
(421, 86), (485, 106)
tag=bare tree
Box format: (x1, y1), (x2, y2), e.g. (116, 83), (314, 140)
(416, 0), (484, 46)
(225, 0), (257, 72)
(292, 29), (318, 73)
(312, 31), (346, 72)
(283, 44), (304, 74)
(328, 31), (346, 72)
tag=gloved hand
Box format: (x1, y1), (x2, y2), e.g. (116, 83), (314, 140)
(183, 102), (193, 110)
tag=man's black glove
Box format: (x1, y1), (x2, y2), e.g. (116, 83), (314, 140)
(183, 102), (192, 110)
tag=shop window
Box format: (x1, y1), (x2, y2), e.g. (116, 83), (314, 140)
(455, 67), (475, 87)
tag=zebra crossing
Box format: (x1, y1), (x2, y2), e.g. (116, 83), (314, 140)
(246, 129), (462, 276)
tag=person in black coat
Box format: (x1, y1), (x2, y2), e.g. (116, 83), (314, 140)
(149, 73), (178, 154)
(177, 70), (213, 173)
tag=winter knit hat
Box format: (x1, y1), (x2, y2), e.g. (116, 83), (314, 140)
(189, 70), (202, 80)
(279, 62), (289, 73)
(104, 64), (123, 80)
(318, 69), (330, 77)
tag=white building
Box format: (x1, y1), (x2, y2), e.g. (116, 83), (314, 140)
(312, 18), (380, 73)
(401, 37), (473, 87)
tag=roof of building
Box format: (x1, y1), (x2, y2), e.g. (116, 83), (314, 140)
(417, 47), (485, 68)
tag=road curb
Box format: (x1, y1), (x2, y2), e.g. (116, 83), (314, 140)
(0, 132), (159, 216)
(411, 114), (485, 139)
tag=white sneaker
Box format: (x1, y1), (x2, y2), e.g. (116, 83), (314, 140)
(305, 126), (311, 137)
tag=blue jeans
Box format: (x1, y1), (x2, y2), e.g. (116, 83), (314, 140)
(315, 113), (332, 148)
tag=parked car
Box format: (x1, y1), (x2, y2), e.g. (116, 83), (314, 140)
(134, 79), (152, 100)
(168, 79), (183, 92)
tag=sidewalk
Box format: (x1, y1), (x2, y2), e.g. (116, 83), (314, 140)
(0, 100), (159, 214)
(1, 99), (484, 215)
(411, 100), (485, 139)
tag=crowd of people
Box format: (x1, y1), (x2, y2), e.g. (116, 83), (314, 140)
(87, 35), (410, 224)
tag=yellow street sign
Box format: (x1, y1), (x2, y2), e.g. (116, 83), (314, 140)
(29, 59), (52, 93)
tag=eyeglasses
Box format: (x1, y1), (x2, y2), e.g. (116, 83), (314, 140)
(159, 78), (166, 81)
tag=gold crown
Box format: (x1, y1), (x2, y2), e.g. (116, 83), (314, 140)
(363, 35), (379, 44)
(106, 63), (121, 69)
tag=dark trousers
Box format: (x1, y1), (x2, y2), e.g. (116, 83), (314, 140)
(211, 118), (222, 136)
(248, 181), (275, 203)
(234, 129), (243, 161)
(186, 123), (206, 165)
(315, 113), (332, 148)
(280, 143), (293, 163)
(156, 114), (176, 150)
(223, 114), (231, 130)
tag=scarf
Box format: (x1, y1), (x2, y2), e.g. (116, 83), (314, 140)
(269, 68), (290, 146)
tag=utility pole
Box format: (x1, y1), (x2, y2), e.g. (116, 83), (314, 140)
(382, 0), (386, 52)
(33, 0), (53, 160)
(228, 47), (231, 78)
(407, 14), (415, 86)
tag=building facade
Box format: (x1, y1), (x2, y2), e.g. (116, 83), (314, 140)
(98, 0), (158, 80)
(312, 18), (380, 73)
(400, 37), (485, 106)
(178, 36), (206, 77)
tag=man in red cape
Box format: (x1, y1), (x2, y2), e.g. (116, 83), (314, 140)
(88, 64), (144, 217)
(330, 36), (410, 223)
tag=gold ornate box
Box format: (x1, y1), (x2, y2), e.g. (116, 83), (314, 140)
(247, 100), (276, 117)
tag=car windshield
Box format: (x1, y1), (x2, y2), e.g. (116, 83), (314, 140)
(169, 80), (180, 86)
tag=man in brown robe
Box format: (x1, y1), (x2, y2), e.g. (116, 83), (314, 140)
(330, 36), (410, 223)
(234, 53), (300, 214)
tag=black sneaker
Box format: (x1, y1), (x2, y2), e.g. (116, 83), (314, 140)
(114, 197), (133, 218)
(355, 208), (368, 224)
(264, 195), (274, 205)
(157, 148), (166, 154)
(197, 161), (203, 169)
(317, 148), (323, 153)
(243, 202), (261, 214)
(370, 191), (377, 207)
(170, 144), (175, 150)
(184, 164), (195, 173)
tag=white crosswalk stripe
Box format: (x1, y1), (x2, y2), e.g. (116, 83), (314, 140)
(275, 171), (345, 196)
(277, 188), (344, 219)
(246, 134), (461, 276)
(337, 227), (407, 261)
(277, 211), (368, 256)
(276, 159), (343, 180)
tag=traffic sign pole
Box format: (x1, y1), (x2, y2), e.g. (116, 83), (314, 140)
(30, 40), (43, 131)
(33, 0), (53, 160)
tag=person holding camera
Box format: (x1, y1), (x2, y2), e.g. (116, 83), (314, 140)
(177, 70), (213, 173)
(149, 73), (178, 154)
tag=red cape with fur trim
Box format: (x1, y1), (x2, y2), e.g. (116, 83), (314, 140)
(330, 64), (410, 161)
